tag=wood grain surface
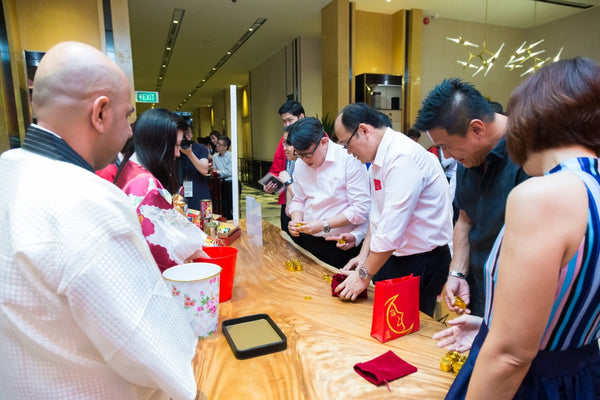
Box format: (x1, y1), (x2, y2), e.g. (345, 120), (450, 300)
(193, 221), (455, 400)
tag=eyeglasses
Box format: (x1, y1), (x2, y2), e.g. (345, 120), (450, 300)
(341, 126), (359, 149)
(293, 138), (322, 159)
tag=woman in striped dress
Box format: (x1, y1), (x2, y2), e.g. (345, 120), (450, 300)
(434, 57), (600, 399)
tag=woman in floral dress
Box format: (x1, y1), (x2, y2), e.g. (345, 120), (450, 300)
(115, 108), (207, 272)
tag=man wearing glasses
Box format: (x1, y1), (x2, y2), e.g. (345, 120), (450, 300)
(212, 136), (234, 219)
(286, 117), (370, 269)
(333, 103), (453, 317)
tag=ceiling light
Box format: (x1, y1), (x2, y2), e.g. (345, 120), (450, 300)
(175, 18), (267, 110)
(154, 8), (185, 91)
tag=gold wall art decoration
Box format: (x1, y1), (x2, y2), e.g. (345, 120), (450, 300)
(446, 0), (564, 77)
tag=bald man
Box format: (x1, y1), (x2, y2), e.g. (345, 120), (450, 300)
(0, 42), (198, 399)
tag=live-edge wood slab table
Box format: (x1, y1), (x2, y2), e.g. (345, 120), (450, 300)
(193, 220), (455, 399)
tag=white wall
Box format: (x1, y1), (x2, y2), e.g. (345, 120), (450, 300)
(530, 6), (600, 63)
(299, 36), (323, 119)
(249, 36), (322, 161)
(421, 18), (526, 110)
(421, 6), (600, 111)
(249, 47), (288, 161)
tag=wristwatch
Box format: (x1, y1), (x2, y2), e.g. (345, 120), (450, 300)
(448, 270), (467, 280)
(358, 266), (373, 280)
(284, 178), (293, 186)
(322, 220), (331, 233)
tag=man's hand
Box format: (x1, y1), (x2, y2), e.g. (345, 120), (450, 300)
(263, 181), (278, 194)
(325, 233), (356, 251)
(444, 276), (471, 314)
(335, 270), (369, 301)
(340, 253), (365, 273)
(179, 146), (193, 158)
(288, 220), (304, 237)
(295, 220), (324, 235)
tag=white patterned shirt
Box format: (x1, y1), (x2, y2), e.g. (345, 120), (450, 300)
(0, 141), (198, 399)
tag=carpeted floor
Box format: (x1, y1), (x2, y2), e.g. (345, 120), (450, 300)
(238, 184), (281, 227)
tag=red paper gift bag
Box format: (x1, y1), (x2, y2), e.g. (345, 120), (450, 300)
(371, 274), (420, 343)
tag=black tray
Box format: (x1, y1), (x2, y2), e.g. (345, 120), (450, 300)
(222, 313), (287, 360)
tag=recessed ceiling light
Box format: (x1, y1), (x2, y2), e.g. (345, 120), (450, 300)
(176, 18), (267, 108)
(153, 8), (185, 93)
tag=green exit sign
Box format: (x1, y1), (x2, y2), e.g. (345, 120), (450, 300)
(135, 91), (159, 103)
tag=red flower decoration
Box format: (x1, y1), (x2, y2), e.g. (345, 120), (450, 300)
(184, 297), (195, 307)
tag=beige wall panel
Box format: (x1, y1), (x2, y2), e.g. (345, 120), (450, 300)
(354, 11), (392, 75)
(16, 0), (102, 51)
(321, 0), (349, 120)
(391, 10), (406, 75)
(249, 47), (287, 161)
(530, 6), (600, 64)
(299, 36), (323, 119)
(405, 9), (422, 131)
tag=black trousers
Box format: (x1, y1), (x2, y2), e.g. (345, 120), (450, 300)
(221, 179), (241, 220)
(297, 234), (361, 269)
(372, 245), (450, 317)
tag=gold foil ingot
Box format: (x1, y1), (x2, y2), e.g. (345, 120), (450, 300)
(285, 260), (295, 272)
(447, 351), (460, 361)
(440, 356), (453, 372)
(452, 361), (464, 374)
(285, 259), (303, 272)
(293, 259), (303, 271)
(322, 273), (332, 283)
(296, 223), (302, 227)
(454, 296), (467, 310)
(173, 194), (187, 216)
(338, 238), (346, 245)
(304, 296), (312, 300)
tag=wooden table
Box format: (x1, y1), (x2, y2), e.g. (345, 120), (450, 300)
(193, 221), (455, 399)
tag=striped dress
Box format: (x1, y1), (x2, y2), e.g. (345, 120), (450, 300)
(447, 157), (600, 400)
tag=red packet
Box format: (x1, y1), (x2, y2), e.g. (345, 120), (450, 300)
(370, 274), (420, 343)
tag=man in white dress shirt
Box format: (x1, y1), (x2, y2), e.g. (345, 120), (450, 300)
(333, 103), (453, 317)
(0, 41), (197, 399)
(287, 117), (371, 269)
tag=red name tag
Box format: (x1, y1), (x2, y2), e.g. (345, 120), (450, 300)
(374, 179), (382, 191)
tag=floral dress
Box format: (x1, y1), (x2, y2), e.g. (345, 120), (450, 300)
(116, 155), (207, 272)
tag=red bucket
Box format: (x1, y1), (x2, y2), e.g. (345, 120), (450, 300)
(196, 246), (238, 302)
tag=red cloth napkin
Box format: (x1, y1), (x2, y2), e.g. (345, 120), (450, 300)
(354, 350), (417, 391)
(331, 273), (368, 299)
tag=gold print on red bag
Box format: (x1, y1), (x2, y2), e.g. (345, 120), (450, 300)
(385, 294), (414, 335)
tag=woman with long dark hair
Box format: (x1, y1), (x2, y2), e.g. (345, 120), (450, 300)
(115, 108), (207, 272)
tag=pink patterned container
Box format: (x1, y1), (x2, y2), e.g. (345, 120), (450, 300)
(163, 262), (221, 338)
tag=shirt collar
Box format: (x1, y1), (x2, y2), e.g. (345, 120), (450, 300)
(372, 127), (394, 168)
(488, 136), (508, 161)
(22, 124), (95, 173)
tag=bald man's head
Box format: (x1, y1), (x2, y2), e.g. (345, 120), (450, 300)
(32, 41), (134, 170)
